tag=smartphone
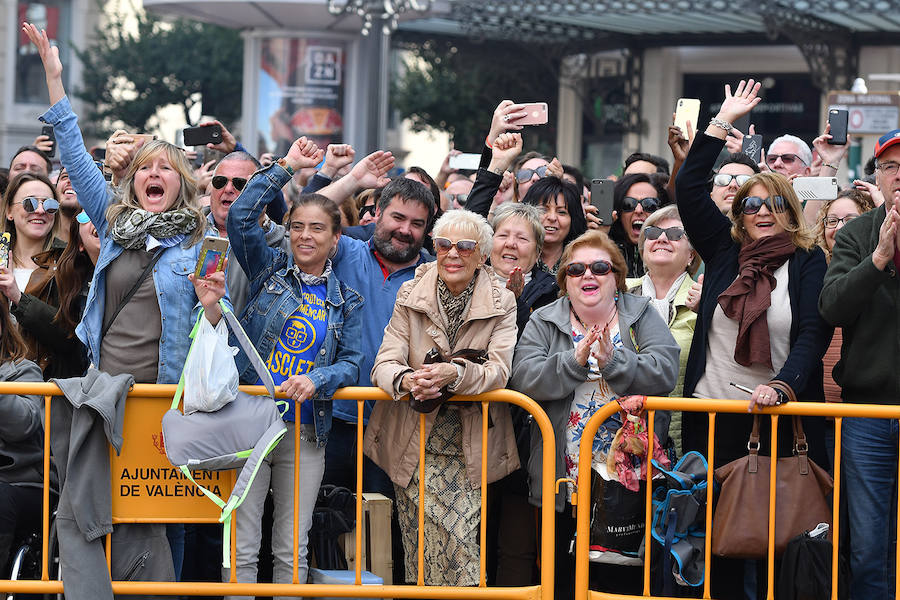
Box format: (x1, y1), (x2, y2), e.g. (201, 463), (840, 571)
(0, 233), (10, 270)
(742, 134), (763, 163)
(590, 179), (615, 225)
(41, 124), (56, 158)
(792, 177), (838, 202)
(194, 236), (229, 279)
(827, 108), (849, 145)
(183, 124), (222, 147)
(509, 102), (548, 126)
(448, 153), (481, 171)
(674, 98), (701, 140)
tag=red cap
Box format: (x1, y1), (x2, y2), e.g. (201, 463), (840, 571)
(875, 129), (900, 158)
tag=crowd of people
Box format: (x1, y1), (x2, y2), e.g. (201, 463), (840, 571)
(1, 21), (899, 600)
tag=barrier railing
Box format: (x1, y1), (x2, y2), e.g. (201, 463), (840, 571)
(573, 396), (900, 600)
(0, 383), (555, 600)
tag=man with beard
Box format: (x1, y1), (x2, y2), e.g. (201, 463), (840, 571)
(320, 154), (436, 496)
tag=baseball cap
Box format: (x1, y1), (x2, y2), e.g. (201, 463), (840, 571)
(874, 129), (900, 158)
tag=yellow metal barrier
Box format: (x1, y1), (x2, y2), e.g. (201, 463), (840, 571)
(0, 383), (555, 600)
(573, 396), (900, 600)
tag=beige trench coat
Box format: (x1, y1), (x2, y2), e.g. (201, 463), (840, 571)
(364, 262), (520, 488)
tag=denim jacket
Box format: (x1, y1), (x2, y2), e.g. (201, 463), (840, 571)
(41, 96), (229, 384)
(227, 163), (365, 447)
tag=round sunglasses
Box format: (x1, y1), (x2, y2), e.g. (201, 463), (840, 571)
(16, 196), (59, 214)
(211, 175), (248, 191)
(515, 165), (549, 183)
(433, 237), (478, 256)
(644, 225), (686, 241)
(564, 260), (615, 278)
(740, 195), (786, 215)
(712, 173), (752, 187)
(621, 196), (659, 213)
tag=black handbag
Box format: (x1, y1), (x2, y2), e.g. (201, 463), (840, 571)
(408, 347), (487, 413)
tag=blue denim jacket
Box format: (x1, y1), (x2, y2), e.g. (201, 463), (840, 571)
(41, 96), (229, 384)
(227, 163), (365, 448)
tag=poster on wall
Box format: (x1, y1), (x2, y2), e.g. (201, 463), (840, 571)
(257, 37), (347, 156)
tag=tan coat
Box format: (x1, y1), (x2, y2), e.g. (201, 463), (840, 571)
(364, 262), (520, 488)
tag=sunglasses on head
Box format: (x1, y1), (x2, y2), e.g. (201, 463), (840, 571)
(740, 195), (786, 215)
(621, 196), (659, 213)
(210, 176), (248, 191)
(17, 196), (59, 214)
(765, 153), (807, 167)
(433, 237), (478, 256)
(644, 225), (686, 241)
(515, 165), (549, 183)
(713, 173), (752, 187)
(565, 260), (615, 278)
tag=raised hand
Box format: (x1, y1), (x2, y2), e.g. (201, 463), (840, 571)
(488, 132), (523, 174)
(812, 123), (850, 171)
(202, 120), (237, 154)
(321, 144), (355, 178)
(106, 131), (144, 184)
(488, 100), (527, 145)
(189, 270), (226, 324)
(854, 179), (885, 207)
(285, 136), (324, 172)
(32, 135), (54, 155)
(348, 150), (395, 190)
(716, 79), (762, 125)
(505, 266), (525, 299)
(22, 22), (64, 103)
(667, 122), (692, 164)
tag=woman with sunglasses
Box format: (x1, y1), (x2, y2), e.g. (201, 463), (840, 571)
(510, 229), (678, 595)
(365, 209), (519, 586)
(674, 79), (830, 598)
(625, 206), (699, 457)
(608, 172), (670, 277)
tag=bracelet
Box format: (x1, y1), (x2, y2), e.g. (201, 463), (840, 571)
(709, 118), (733, 134)
(276, 158), (294, 175)
(823, 162), (839, 170)
(485, 134), (493, 148)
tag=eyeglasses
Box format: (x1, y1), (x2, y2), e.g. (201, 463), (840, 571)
(211, 176), (248, 191)
(621, 196), (660, 213)
(713, 173), (752, 187)
(16, 196), (60, 214)
(358, 204), (376, 220)
(877, 161), (900, 177)
(765, 153), (807, 167)
(740, 195), (786, 215)
(76, 211), (91, 224)
(447, 193), (469, 206)
(564, 260), (616, 278)
(515, 165), (549, 183)
(644, 225), (686, 241)
(433, 237), (478, 256)
(823, 215), (857, 229)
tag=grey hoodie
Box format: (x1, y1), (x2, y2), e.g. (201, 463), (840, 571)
(0, 359), (46, 488)
(509, 292), (679, 512)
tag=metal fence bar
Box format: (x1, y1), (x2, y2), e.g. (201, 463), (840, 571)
(355, 398), (365, 586)
(831, 417), (842, 600)
(702, 412), (715, 600)
(765, 414), (778, 600)
(480, 400), (489, 588)
(642, 410), (655, 596)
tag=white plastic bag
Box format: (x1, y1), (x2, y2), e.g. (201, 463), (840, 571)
(183, 316), (239, 414)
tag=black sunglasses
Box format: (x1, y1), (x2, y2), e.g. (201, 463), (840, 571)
(358, 204), (376, 220)
(17, 196), (60, 214)
(211, 176), (248, 191)
(644, 225), (686, 241)
(515, 165), (549, 183)
(621, 196), (659, 213)
(765, 153), (807, 167)
(565, 260), (615, 278)
(740, 195), (786, 215)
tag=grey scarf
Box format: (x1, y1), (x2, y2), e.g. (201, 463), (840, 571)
(110, 208), (200, 250)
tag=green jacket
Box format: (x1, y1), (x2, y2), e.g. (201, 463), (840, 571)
(819, 204), (900, 404)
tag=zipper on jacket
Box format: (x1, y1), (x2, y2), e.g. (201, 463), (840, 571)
(120, 550), (151, 581)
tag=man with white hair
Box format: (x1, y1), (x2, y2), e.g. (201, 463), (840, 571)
(765, 134), (812, 177)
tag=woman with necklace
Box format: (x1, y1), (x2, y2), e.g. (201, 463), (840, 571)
(510, 229), (679, 596)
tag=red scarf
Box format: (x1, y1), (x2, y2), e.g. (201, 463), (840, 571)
(717, 233), (795, 368)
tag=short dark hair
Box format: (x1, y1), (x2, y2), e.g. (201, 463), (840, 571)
(288, 193), (342, 234)
(562, 164), (585, 193)
(717, 152), (761, 174)
(10, 145), (52, 173)
(219, 151), (261, 170)
(521, 176), (587, 248)
(624, 152), (670, 175)
(377, 176), (437, 223)
(864, 156), (877, 177)
(405, 166), (441, 213)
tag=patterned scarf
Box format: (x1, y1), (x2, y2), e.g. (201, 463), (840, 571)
(437, 273), (478, 349)
(110, 207), (200, 250)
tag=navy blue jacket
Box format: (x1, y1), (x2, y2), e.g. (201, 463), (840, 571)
(675, 133), (830, 466)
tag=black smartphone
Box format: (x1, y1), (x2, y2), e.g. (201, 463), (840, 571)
(827, 109), (849, 145)
(183, 124), (222, 147)
(41, 124), (56, 158)
(742, 134), (763, 163)
(590, 179), (615, 225)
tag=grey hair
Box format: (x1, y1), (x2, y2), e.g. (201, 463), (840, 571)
(637, 204), (700, 276)
(217, 151), (261, 170)
(770, 134), (813, 167)
(432, 209), (494, 261)
(491, 202), (545, 257)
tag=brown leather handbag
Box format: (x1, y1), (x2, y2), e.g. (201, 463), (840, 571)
(711, 415), (833, 559)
